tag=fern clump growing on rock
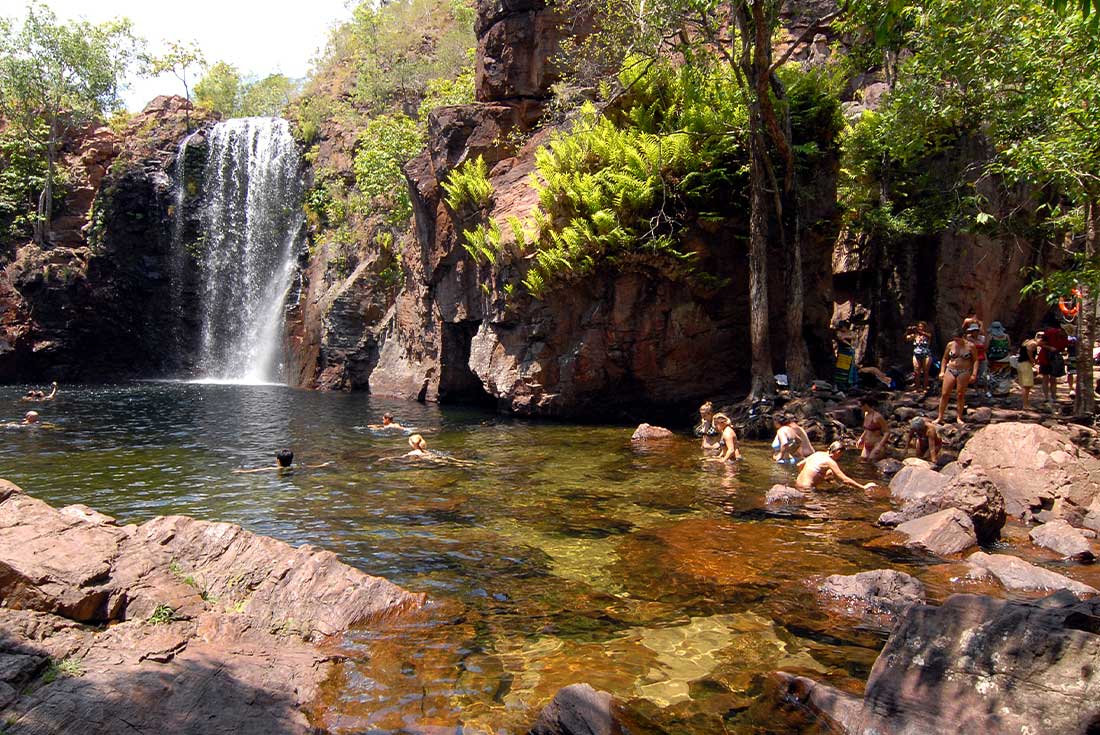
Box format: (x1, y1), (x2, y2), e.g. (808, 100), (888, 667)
(442, 155), (494, 212)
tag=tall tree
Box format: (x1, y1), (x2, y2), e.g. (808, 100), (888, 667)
(141, 39), (205, 129)
(0, 2), (137, 245)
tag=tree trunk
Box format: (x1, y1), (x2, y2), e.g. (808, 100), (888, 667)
(1075, 197), (1098, 416)
(747, 122), (773, 399)
(36, 112), (58, 246)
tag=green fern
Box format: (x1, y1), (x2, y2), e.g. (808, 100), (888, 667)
(442, 155), (495, 211)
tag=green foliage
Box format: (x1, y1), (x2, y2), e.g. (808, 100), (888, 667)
(0, 124), (47, 241)
(462, 218), (502, 264)
(140, 39), (205, 105)
(516, 58), (754, 295)
(442, 155), (493, 211)
(41, 657), (83, 684)
(148, 604), (177, 625)
(194, 62), (297, 118)
(352, 113), (424, 225)
(417, 65), (475, 121)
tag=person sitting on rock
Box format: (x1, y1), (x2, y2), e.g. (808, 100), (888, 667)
(857, 397), (890, 462)
(233, 449), (331, 474)
(368, 412), (407, 431)
(795, 441), (877, 491)
(771, 414), (814, 463)
(705, 413), (742, 462)
(905, 417), (942, 463)
(22, 382), (58, 402)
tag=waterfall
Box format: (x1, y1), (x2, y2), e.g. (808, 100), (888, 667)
(194, 118), (303, 384)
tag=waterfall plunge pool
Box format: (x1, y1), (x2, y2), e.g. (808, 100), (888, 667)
(2, 381), (1042, 734)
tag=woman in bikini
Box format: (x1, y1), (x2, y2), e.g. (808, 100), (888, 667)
(705, 413), (742, 462)
(906, 322), (933, 393)
(937, 327), (978, 423)
(857, 397), (889, 461)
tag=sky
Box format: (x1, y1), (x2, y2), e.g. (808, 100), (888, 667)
(1, 0), (356, 111)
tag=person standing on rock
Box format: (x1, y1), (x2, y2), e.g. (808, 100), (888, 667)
(937, 327), (977, 424)
(771, 414), (814, 463)
(1037, 325), (1068, 408)
(905, 417), (942, 463)
(1017, 334), (1039, 410)
(906, 321), (934, 393)
(795, 441), (876, 491)
(857, 397), (890, 461)
(965, 322), (989, 398)
(705, 413), (741, 462)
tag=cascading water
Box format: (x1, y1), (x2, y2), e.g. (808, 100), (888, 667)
(192, 117), (303, 384)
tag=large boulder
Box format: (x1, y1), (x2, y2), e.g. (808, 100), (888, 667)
(894, 508), (977, 556)
(959, 422), (1100, 524)
(880, 467), (1006, 544)
(0, 481), (424, 734)
(966, 551), (1098, 597)
(779, 591), (1100, 734)
(888, 465), (949, 503)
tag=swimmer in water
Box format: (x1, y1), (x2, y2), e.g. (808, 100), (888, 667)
(367, 412), (407, 431)
(795, 442), (877, 491)
(704, 413), (742, 462)
(2, 411), (44, 429)
(233, 449), (332, 474)
(382, 434), (477, 467)
(22, 382), (58, 402)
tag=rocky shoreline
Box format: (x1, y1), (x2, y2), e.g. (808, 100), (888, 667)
(0, 479), (424, 734)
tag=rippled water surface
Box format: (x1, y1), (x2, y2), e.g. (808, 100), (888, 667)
(0, 383), (988, 733)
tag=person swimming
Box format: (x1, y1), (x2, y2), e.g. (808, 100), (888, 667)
(22, 382), (58, 402)
(233, 449), (331, 474)
(368, 412), (408, 431)
(383, 434), (477, 467)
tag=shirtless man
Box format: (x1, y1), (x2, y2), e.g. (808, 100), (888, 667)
(906, 417), (942, 463)
(795, 441), (877, 491)
(368, 412), (407, 431)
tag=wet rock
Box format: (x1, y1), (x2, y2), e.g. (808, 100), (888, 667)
(765, 485), (808, 504)
(528, 683), (616, 735)
(874, 458), (903, 477)
(959, 422), (1100, 524)
(893, 406), (919, 422)
(780, 591), (1100, 734)
(894, 508), (977, 556)
(966, 551), (1097, 596)
(1030, 519), (1097, 562)
(818, 569), (925, 615)
(888, 465), (948, 503)
(630, 423), (674, 441)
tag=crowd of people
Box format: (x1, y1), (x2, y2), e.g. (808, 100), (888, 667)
(695, 401), (877, 491)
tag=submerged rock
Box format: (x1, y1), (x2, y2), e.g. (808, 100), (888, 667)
(0, 480), (424, 733)
(630, 423), (674, 441)
(965, 551), (1097, 596)
(765, 485), (808, 504)
(779, 590), (1100, 734)
(1029, 519), (1097, 562)
(818, 569), (925, 618)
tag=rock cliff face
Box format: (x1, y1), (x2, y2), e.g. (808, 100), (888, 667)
(362, 0), (837, 418)
(0, 97), (212, 381)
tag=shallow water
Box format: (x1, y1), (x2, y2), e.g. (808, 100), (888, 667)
(2, 383), (1083, 733)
